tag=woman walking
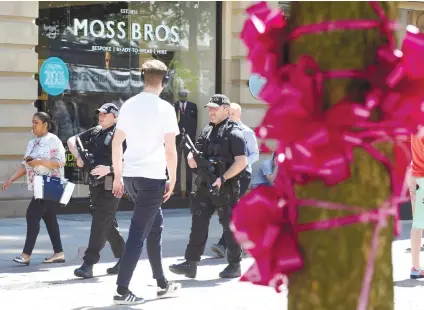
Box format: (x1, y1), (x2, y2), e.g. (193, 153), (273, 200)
(2, 112), (66, 265)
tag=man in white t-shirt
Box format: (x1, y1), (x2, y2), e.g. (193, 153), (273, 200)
(110, 59), (181, 305)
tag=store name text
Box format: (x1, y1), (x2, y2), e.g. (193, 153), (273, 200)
(73, 19), (180, 42)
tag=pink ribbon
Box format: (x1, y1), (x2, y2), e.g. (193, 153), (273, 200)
(255, 56), (372, 186)
(233, 1), (422, 309)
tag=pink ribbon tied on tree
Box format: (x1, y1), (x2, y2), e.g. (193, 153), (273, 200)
(364, 26), (424, 138)
(241, 2), (287, 79)
(255, 56), (371, 186)
(233, 2), (420, 309)
(230, 185), (303, 291)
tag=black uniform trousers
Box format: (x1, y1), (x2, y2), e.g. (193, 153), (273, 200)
(185, 186), (242, 264)
(217, 171), (251, 247)
(83, 184), (126, 265)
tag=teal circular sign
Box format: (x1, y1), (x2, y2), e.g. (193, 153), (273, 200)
(248, 74), (267, 100)
(39, 57), (69, 96)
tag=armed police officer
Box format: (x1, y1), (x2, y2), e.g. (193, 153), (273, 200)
(169, 94), (247, 279)
(67, 103), (126, 279)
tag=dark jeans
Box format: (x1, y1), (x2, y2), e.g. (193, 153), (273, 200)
(23, 198), (63, 255)
(175, 144), (193, 194)
(185, 187), (242, 264)
(116, 177), (166, 288)
(83, 185), (125, 265)
(217, 172), (251, 247)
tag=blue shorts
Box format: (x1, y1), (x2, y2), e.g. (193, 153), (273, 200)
(413, 177), (424, 229)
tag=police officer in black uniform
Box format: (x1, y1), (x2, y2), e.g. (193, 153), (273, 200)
(169, 94), (247, 279)
(67, 103), (126, 278)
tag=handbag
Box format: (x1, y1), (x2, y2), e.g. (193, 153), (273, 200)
(27, 137), (75, 207)
(34, 175), (75, 207)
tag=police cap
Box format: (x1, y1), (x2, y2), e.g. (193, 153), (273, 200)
(95, 103), (119, 117)
(205, 94), (230, 108)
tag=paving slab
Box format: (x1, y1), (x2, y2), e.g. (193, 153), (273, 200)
(0, 210), (422, 309)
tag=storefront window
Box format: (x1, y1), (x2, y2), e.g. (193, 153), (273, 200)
(36, 1), (217, 198)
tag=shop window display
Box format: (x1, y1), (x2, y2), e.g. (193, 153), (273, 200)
(35, 1), (217, 198)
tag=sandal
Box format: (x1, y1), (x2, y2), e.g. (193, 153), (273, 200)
(42, 254), (65, 264)
(13, 255), (30, 265)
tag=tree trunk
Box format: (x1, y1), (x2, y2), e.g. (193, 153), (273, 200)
(287, 2), (398, 310)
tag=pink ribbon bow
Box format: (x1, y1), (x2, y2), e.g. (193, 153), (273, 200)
(241, 2), (287, 79)
(255, 56), (370, 186)
(363, 27), (424, 138)
(230, 185), (303, 292)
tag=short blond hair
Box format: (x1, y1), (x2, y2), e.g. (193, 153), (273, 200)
(142, 59), (168, 86)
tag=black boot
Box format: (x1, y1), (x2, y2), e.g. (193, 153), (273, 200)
(219, 263), (241, 278)
(74, 262), (93, 279)
(106, 258), (121, 275)
(169, 261), (197, 279)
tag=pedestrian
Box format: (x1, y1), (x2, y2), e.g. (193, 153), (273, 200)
(210, 102), (259, 258)
(408, 133), (424, 279)
(169, 94), (247, 279)
(251, 152), (278, 188)
(2, 112), (66, 265)
(111, 59), (181, 305)
(67, 103), (126, 278)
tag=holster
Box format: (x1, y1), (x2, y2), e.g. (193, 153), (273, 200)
(211, 179), (240, 207)
(211, 192), (231, 206)
(82, 169), (105, 187)
(189, 191), (209, 216)
(229, 178), (240, 200)
(189, 191), (196, 214)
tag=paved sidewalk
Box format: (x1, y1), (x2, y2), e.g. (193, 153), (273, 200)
(0, 210), (423, 309)
(0, 209), (286, 310)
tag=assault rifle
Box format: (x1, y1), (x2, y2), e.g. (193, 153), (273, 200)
(76, 135), (103, 187)
(179, 129), (222, 196)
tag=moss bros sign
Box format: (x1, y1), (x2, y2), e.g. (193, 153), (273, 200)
(73, 19), (180, 43)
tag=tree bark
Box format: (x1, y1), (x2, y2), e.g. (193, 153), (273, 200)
(287, 2), (398, 310)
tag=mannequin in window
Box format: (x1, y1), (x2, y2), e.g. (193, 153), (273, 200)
(105, 51), (111, 70)
(50, 92), (80, 144)
(174, 89), (197, 197)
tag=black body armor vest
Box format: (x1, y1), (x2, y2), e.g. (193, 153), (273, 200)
(195, 118), (239, 173)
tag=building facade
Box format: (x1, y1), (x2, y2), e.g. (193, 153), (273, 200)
(0, 1), (421, 218)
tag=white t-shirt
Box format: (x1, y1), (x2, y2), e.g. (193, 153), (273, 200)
(117, 92), (180, 179)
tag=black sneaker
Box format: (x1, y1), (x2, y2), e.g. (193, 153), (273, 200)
(169, 261), (197, 278)
(157, 281), (182, 298)
(113, 291), (145, 305)
(74, 262), (93, 279)
(219, 263), (241, 278)
(106, 259), (120, 275)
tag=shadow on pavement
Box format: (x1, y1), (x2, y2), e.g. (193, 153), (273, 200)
(394, 279), (424, 287)
(0, 262), (64, 274)
(71, 306), (133, 310)
(198, 257), (226, 266)
(71, 296), (179, 310)
(177, 277), (232, 288)
(45, 274), (111, 286)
